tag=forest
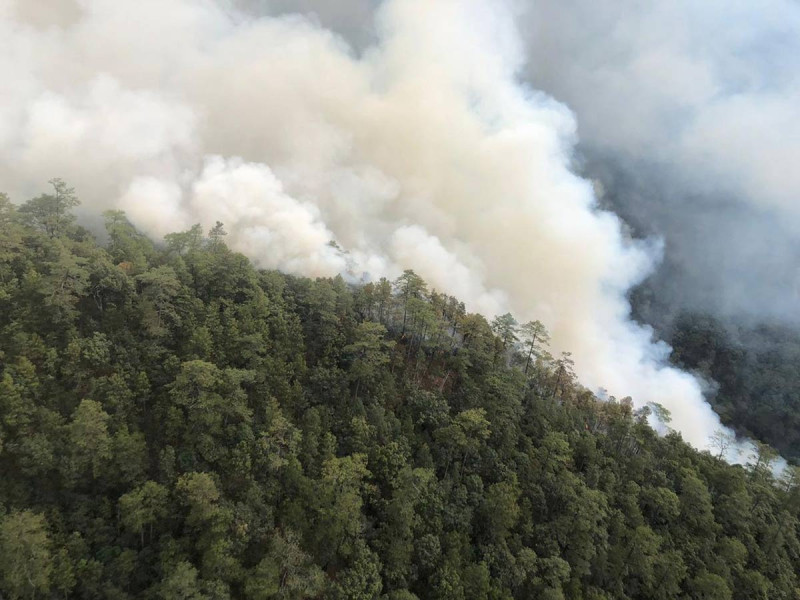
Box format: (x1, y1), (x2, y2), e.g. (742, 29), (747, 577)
(1, 181), (800, 600)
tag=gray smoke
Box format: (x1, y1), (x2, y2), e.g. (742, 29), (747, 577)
(248, 0), (800, 323)
(520, 0), (800, 323)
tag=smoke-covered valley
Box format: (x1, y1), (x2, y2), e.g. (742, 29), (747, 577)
(4, 0), (799, 461)
(522, 0), (800, 459)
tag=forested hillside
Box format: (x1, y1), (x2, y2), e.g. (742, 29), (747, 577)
(1, 182), (800, 600)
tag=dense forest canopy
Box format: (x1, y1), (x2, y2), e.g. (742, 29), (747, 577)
(1, 183), (800, 599)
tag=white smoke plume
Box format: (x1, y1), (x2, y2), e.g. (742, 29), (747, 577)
(0, 0), (750, 456)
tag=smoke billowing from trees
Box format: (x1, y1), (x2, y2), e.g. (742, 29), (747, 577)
(1, 0), (770, 456)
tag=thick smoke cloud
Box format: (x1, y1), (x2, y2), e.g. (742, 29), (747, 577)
(0, 0), (751, 456)
(265, 0), (800, 322)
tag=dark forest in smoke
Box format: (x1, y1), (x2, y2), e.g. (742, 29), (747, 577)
(522, 0), (800, 460)
(595, 157), (800, 460)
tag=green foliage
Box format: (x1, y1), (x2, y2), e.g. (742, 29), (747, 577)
(0, 510), (52, 599)
(119, 481), (169, 546)
(17, 178), (79, 238)
(0, 183), (799, 599)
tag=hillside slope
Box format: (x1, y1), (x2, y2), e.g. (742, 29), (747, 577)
(0, 187), (798, 599)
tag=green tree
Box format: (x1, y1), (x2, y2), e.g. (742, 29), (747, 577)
(18, 178), (79, 238)
(519, 320), (550, 376)
(40, 244), (90, 323)
(395, 270), (427, 335)
(687, 572), (732, 600)
(164, 224), (204, 255)
(103, 209), (154, 273)
(65, 399), (112, 480)
(481, 478), (521, 540)
(491, 313), (518, 349)
(160, 561), (208, 600)
(119, 481), (169, 547)
(343, 321), (395, 400)
(331, 541), (383, 600)
(313, 454), (370, 565)
(136, 265), (184, 336)
(177, 472), (221, 526)
(0, 511), (52, 600)
(245, 531), (324, 600)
